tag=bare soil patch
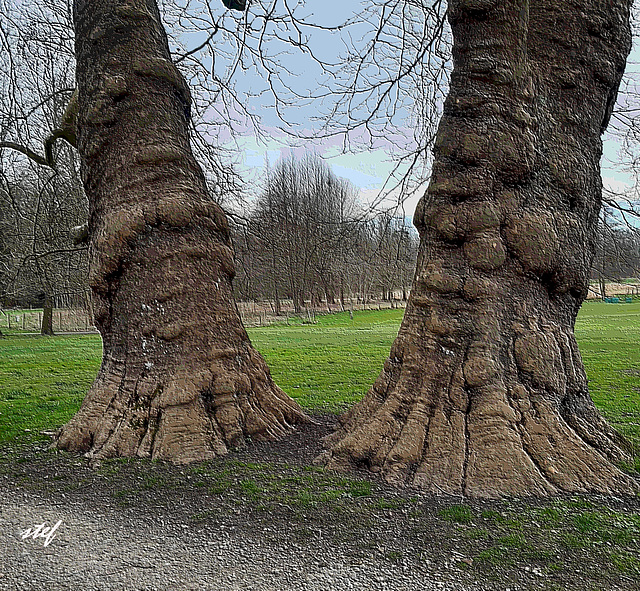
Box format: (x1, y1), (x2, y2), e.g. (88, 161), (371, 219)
(1, 415), (638, 590)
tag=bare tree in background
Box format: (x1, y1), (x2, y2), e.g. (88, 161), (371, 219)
(592, 210), (640, 299)
(0, 1), (88, 334)
(247, 154), (359, 313)
(0, 160), (88, 335)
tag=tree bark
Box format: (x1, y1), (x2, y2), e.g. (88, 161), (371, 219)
(41, 293), (55, 336)
(55, 0), (307, 464)
(320, 0), (638, 497)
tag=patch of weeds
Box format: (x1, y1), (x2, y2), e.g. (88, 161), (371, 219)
(374, 497), (406, 510)
(497, 533), (527, 549)
(609, 550), (640, 576)
(480, 509), (503, 523)
(190, 463), (212, 476)
(97, 462), (122, 476)
(240, 478), (262, 499)
(474, 533), (530, 569)
(524, 547), (554, 562)
(502, 516), (525, 530)
(573, 511), (601, 533)
(293, 490), (315, 507)
(319, 489), (344, 503)
(464, 527), (489, 540)
(475, 546), (510, 566)
(190, 509), (217, 522)
(112, 488), (132, 498)
(439, 504), (474, 525)
(534, 506), (562, 525)
(604, 527), (635, 545)
(347, 480), (371, 497)
(141, 474), (167, 489)
(111, 488), (136, 507)
(561, 533), (585, 549)
(617, 458), (640, 475)
(280, 475), (305, 486)
(209, 477), (232, 495)
(567, 498), (594, 510)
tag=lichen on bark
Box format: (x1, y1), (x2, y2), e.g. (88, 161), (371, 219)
(319, 0), (638, 497)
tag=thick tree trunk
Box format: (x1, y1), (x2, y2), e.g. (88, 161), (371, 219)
(320, 0), (638, 497)
(55, 0), (307, 464)
(41, 294), (55, 336)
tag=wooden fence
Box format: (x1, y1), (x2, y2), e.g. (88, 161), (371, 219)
(2, 299), (409, 333)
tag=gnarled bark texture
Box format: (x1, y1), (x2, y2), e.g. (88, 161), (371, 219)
(320, 0), (638, 497)
(55, 0), (307, 464)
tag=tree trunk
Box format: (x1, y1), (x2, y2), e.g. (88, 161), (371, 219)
(55, 0), (307, 465)
(599, 276), (607, 300)
(320, 0), (637, 497)
(273, 287), (282, 316)
(41, 293), (55, 336)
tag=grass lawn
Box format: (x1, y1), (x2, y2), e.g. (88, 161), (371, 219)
(1, 301), (640, 463)
(575, 301), (640, 469)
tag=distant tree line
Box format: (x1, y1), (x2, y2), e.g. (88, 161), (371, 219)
(4, 150), (640, 327)
(232, 155), (419, 313)
(0, 151), (88, 333)
(591, 220), (640, 298)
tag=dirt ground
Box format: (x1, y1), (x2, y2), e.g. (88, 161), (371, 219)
(1, 415), (638, 590)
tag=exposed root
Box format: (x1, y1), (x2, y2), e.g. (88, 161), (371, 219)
(55, 353), (308, 466)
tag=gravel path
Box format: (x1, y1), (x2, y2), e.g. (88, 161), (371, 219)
(2, 431), (636, 591)
(0, 489), (489, 591)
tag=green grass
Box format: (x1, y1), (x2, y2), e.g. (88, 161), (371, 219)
(575, 301), (640, 470)
(1, 302), (640, 470)
(0, 334), (101, 442)
(246, 308), (401, 412)
(448, 499), (640, 576)
(188, 459), (374, 510)
(439, 504), (474, 524)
